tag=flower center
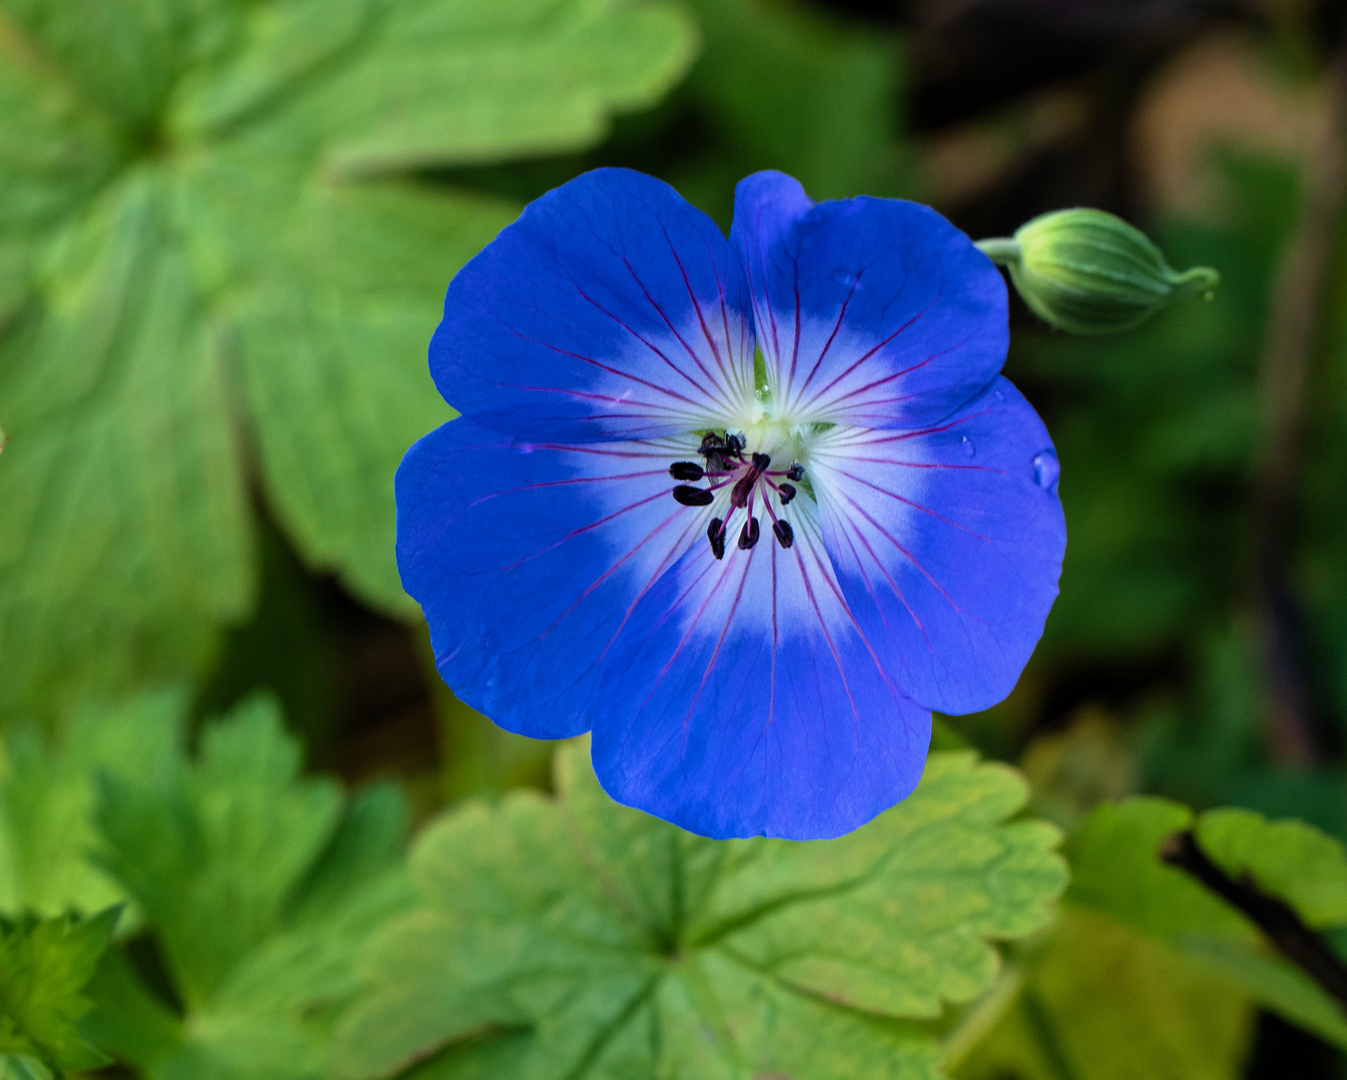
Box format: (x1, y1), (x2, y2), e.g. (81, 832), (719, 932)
(668, 430), (806, 559)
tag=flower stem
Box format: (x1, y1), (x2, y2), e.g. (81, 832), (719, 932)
(974, 237), (1022, 266)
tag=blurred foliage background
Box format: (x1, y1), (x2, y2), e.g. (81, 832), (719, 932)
(7, 0), (1347, 1077)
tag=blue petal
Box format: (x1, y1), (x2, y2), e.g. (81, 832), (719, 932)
(809, 377), (1066, 715)
(730, 171), (1008, 429)
(589, 517), (931, 840)
(432, 168), (756, 443)
(395, 417), (714, 738)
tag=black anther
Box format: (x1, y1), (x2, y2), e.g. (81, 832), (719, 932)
(669, 461), (704, 481)
(673, 485), (714, 507)
(707, 518), (726, 560)
(738, 517), (760, 550)
(751, 452), (771, 471)
(725, 433), (746, 455)
(786, 463), (805, 481)
(778, 483), (797, 505)
(772, 520), (794, 549)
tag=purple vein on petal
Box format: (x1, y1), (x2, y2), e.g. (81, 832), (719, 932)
(850, 408), (999, 445)
(798, 535), (918, 785)
(571, 282), (717, 401)
(596, 511), (709, 659)
(789, 266), (803, 397)
(465, 469), (671, 507)
(824, 464), (998, 543)
(502, 323), (706, 410)
(500, 490), (671, 572)
(843, 457), (1006, 473)
(828, 485), (985, 624)
(622, 555), (732, 757)
(618, 252), (743, 409)
(790, 538), (864, 742)
(540, 510), (699, 647)
(748, 203), (784, 368)
(834, 515), (948, 677)
(792, 270), (864, 399)
(659, 225), (743, 394)
(791, 301), (937, 416)
(803, 535), (911, 709)
(681, 549), (756, 755)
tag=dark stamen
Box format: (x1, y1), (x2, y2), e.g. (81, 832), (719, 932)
(772, 520), (794, 549)
(786, 463), (805, 481)
(725, 433), (746, 456)
(738, 517), (760, 550)
(751, 452), (771, 471)
(673, 485), (714, 506)
(730, 473), (754, 508)
(707, 518), (726, 560)
(669, 461), (704, 481)
(778, 483), (797, 505)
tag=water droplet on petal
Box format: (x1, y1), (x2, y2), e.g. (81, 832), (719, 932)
(961, 435), (976, 458)
(1032, 450), (1060, 490)
(994, 388), (1005, 401)
(832, 268), (862, 289)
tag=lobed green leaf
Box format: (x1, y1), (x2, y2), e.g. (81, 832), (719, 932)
(1195, 806), (1347, 930)
(0, 907), (119, 1078)
(0, 0), (698, 718)
(336, 742), (1066, 1080)
(0, 687), (185, 919)
(957, 796), (1347, 1080)
(0, 687), (415, 1080)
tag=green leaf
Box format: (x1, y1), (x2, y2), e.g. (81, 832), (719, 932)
(0, 0), (698, 717)
(78, 947), (182, 1073)
(87, 693), (413, 1080)
(0, 686), (185, 918)
(1173, 934), (1347, 1050)
(1194, 807), (1347, 929)
(0, 907), (119, 1078)
(0, 171), (253, 716)
(957, 797), (1347, 1079)
(669, 0), (908, 226)
(272, 0), (700, 175)
(94, 694), (345, 1009)
(1070, 800), (1347, 1051)
(229, 177), (518, 610)
(336, 741), (1066, 1080)
(1062, 798), (1250, 940)
(0, 0), (237, 136)
(955, 907), (1253, 1080)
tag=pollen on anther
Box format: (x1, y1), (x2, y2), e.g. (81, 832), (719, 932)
(738, 517), (760, 550)
(673, 485), (714, 506)
(707, 518), (725, 560)
(669, 461), (704, 481)
(786, 464), (805, 481)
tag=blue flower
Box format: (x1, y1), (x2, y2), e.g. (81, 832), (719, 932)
(396, 169), (1065, 840)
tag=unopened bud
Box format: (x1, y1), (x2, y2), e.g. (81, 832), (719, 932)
(978, 209), (1220, 336)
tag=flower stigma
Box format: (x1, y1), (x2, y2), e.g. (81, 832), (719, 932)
(665, 394), (820, 560)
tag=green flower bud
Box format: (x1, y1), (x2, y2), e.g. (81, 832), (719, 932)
(977, 208), (1219, 336)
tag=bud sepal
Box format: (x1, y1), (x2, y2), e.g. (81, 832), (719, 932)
(978, 208), (1220, 335)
